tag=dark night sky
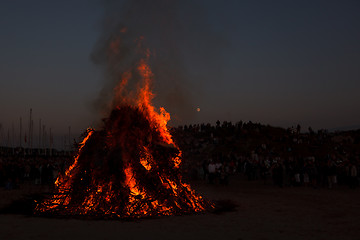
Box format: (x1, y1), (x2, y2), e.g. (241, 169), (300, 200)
(1, 0), (360, 147)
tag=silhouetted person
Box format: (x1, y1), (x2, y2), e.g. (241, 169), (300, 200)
(349, 163), (358, 189)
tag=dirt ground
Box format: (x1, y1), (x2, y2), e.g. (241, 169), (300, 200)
(1, 176), (360, 240)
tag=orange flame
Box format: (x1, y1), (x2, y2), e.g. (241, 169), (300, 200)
(35, 35), (211, 218)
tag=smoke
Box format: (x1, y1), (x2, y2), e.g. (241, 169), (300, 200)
(91, 0), (223, 125)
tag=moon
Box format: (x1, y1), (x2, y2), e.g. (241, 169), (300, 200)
(196, 107), (201, 112)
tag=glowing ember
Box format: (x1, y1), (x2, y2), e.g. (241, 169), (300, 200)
(35, 39), (211, 219)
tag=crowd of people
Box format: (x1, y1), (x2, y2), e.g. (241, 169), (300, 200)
(1, 120), (359, 191)
(0, 150), (71, 190)
(172, 121), (360, 189)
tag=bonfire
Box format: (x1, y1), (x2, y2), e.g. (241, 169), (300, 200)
(35, 35), (211, 219)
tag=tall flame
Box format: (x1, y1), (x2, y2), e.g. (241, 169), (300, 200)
(35, 35), (211, 219)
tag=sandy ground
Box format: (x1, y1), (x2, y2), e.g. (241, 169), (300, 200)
(1, 176), (360, 240)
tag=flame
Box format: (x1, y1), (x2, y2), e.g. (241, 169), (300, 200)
(136, 57), (173, 145)
(140, 146), (152, 171)
(64, 129), (94, 179)
(35, 35), (211, 219)
(124, 166), (141, 196)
